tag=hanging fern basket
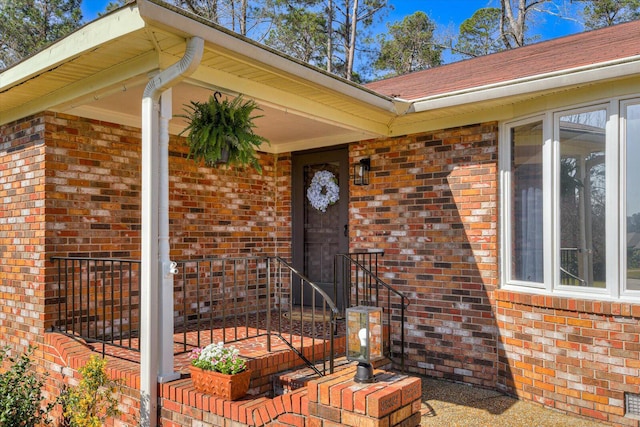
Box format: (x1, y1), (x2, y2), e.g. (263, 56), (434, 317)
(179, 92), (269, 172)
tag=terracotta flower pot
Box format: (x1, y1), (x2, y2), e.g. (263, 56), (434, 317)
(189, 365), (252, 400)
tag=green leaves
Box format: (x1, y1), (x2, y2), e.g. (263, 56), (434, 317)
(373, 11), (442, 77)
(0, 0), (82, 69)
(179, 93), (269, 173)
(0, 346), (51, 427)
(60, 355), (122, 427)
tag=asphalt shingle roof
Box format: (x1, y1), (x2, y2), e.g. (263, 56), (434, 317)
(366, 20), (640, 100)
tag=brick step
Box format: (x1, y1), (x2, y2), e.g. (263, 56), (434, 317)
(273, 356), (392, 396)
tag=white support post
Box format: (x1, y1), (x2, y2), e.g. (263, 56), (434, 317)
(140, 95), (160, 426)
(158, 89), (180, 383)
(140, 36), (204, 427)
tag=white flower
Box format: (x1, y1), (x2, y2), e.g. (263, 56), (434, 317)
(306, 170), (339, 213)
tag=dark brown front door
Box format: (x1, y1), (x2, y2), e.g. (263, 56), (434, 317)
(292, 147), (349, 310)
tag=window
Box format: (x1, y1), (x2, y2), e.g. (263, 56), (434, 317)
(624, 102), (640, 293)
(508, 120), (544, 285)
(501, 99), (640, 300)
(558, 108), (607, 289)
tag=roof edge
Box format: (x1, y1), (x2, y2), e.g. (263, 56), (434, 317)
(406, 55), (640, 113)
(136, 0), (398, 114)
(0, 4), (146, 92)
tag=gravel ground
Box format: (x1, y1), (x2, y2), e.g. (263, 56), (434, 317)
(419, 376), (609, 427)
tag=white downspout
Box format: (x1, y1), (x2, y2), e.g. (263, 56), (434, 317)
(140, 36), (204, 427)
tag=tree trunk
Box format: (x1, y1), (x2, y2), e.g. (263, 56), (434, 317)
(327, 0), (333, 73)
(346, 0), (358, 80)
(240, 0), (247, 35)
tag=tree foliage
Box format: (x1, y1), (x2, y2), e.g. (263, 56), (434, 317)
(456, 8), (503, 57)
(578, 0), (640, 29)
(373, 11), (441, 77)
(499, 0), (550, 48)
(266, 1), (328, 66)
(0, 0), (82, 69)
(175, 0), (275, 38)
(331, 0), (388, 80)
(4, 0), (640, 77)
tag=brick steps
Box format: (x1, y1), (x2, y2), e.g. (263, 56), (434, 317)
(46, 331), (418, 426)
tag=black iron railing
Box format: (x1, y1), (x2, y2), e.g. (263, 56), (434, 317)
(172, 256), (272, 352)
(50, 257), (141, 354)
(335, 251), (409, 371)
(270, 256), (340, 376)
(51, 255), (340, 375)
(560, 247), (587, 286)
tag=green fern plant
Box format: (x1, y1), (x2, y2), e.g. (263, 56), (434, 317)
(179, 92), (269, 172)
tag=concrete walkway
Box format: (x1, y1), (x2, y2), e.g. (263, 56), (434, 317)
(419, 376), (608, 427)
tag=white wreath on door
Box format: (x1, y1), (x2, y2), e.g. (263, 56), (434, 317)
(306, 170), (339, 213)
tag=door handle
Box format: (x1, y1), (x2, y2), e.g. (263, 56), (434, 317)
(344, 224), (348, 237)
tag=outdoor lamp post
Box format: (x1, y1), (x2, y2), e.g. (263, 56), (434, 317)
(346, 305), (383, 383)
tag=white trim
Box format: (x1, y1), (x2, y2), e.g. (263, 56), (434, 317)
(406, 58), (640, 113)
(0, 5), (146, 90)
(500, 115), (546, 289)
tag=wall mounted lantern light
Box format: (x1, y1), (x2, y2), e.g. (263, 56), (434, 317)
(345, 305), (383, 383)
(353, 158), (370, 186)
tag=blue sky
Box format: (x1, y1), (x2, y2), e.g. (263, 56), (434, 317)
(82, 1), (583, 46)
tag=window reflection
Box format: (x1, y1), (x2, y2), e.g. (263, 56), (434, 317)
(559, 110), (607, 288)
(510, 121), (543, 283)
(627, 104), (640, 290)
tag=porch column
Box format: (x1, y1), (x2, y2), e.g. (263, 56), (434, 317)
(140, 36), (204, 427)
(158, 89), (180, 383)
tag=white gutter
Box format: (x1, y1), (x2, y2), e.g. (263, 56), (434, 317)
(402, 56), (640, 113)
(140, 36), (204, 427)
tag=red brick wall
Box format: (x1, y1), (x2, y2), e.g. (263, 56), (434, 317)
(5, 111), (640, 425)
(0, 113), (47, 356)
(349, 123), (500, 388)
(349, 122), (640, 426)
(1, 111), (290, 384)
(495, 291), (640, 426)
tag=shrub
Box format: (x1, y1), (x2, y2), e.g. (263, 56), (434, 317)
(0, 346), (51, 426)
(60, 355), (122, 427)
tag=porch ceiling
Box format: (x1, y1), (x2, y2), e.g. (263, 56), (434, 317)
(0, 0), (397, 153)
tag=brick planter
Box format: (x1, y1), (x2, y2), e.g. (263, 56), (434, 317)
(307, 366), (422, 427)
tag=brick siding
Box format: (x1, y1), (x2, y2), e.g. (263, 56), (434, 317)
(3, 112), (640, 425)
(350, 123), (500, 388)
(0, 113), (48, 356)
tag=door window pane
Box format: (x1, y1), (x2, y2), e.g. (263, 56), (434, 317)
(510, 121), (544, 283)
(626, 104), (640, 290)
(559, 110), (607, 288)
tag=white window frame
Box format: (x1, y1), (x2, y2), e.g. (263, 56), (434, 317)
(500, 97), (640, 301)
(499, 115), (548, 291)
(621, 98), (640, 298)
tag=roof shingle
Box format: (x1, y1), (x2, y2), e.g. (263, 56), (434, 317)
(365, 19), (640, 100)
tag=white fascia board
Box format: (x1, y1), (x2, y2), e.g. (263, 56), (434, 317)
(406, 57), (640, 114)
(0, 5), (146, 91)
(136, 0), (398, 114)
(3, 53), (157, 126)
